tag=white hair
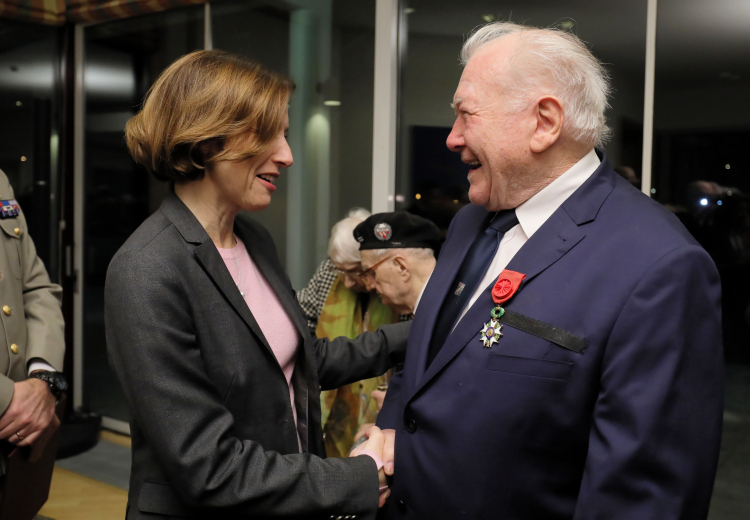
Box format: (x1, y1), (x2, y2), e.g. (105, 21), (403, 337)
(328, 207), (371, 265)
(365, 247), (435, 263)
(461, 22), (611, 148)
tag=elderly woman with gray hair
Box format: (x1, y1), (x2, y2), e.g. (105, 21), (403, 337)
(297, 208), (402, 457)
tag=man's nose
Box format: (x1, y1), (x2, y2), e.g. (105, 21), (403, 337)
(365, 278), (376, 292)
(446, 119), (464, 152)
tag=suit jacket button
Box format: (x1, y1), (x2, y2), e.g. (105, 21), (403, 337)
(2, 305), (10, 316)
(10, 344), (19, 354)
(405, 417), (417, 433)
(396, 499), (407, 512)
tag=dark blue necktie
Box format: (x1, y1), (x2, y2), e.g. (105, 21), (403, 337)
(426, 209), (519, 368)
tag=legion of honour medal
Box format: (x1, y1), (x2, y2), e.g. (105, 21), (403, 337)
(480, 269), (526, 348)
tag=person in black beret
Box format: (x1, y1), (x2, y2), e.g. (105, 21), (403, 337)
(354, 212), (439, 316)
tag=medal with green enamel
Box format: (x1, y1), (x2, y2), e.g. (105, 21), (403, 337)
(480, 306), (505, 348)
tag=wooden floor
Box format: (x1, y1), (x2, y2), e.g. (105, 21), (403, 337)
(37, 431), (130, 520)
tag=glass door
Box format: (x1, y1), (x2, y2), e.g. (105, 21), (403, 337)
(80, 7), (204, 429)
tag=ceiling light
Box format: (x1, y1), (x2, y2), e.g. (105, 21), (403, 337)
(396, 194), (405, 202)
(20, 156), (26, 162)
(323, 100), (341, 107)
(718, 200), (723, 206)
(558, 19), (575, 30)
(482, 14), (496, 23)
(405, 8), (415, 14)
(700, 198), (708, 206)
(415, 193), (421, 200)
(725, 164), (731, 169)
(651, 188), (656, 194)
(15, 101), (21, 107)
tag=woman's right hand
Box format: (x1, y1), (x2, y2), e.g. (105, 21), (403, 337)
(351, 426), (387, 489)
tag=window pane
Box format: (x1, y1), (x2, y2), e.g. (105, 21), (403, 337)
(83, 7), (204, 421)
(0, 20), (61, 279)
(653, 0), (750, 366)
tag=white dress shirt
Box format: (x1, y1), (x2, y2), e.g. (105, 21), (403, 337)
(453, 149), (601, 323)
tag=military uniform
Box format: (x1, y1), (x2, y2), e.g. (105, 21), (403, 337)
(0, 168), (64, 415)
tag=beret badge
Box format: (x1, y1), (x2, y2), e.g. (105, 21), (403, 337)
(374, 222), (393, 241)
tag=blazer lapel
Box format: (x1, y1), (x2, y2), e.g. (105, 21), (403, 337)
(409, 154), (617, 401)
(234, 215), (310, 340)
(159, 192), (274, 355)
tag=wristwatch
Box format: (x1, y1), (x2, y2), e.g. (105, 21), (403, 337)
(29, 371), (68, 399)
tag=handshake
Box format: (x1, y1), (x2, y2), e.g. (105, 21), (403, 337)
(350, 426), (395, 508)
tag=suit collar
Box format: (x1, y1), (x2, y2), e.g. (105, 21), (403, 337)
(515, 148), (600, 238)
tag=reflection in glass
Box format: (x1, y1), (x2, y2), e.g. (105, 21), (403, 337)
(653, 0), (750, 365)
(396, 1), (647, 241)
(0, 20), (61, 278)
(83, 8), (204, 421)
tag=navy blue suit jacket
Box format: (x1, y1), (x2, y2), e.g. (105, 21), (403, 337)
(377, 155), (723, 519)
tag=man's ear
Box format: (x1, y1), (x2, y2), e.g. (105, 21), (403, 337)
(530, 95), (564, 154)
(393, 256), (411, 279)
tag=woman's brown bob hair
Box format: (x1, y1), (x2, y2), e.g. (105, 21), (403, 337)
(125, 50), (294, 182)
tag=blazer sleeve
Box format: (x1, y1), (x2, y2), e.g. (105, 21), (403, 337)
(314, 321), (411, 391)
(105, 251), (380, 519)
(573, 245), (724, 520)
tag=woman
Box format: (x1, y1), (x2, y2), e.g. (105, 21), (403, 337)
(104, 50), (408, 519)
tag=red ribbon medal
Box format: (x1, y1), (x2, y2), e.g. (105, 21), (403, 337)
(480, 269), (526, 348)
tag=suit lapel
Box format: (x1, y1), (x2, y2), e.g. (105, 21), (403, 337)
(409, 205), (489, 386)
(412, 208), (585, 398)
(408, 154), (617, 401)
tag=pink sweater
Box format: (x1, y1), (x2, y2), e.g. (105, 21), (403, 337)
(218, 236), (302, 452)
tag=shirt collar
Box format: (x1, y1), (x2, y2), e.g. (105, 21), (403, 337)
(515, 149), (600, 239)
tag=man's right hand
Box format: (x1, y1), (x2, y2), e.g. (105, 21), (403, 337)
(0, 378), (57, 448)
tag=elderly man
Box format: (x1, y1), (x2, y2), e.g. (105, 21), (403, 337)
(375, 22), (723, 519)
(298, 208), (401, 458)
(354, 212), (439, 317)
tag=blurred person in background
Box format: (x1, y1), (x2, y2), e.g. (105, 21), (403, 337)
(354, 212), (440, 318)
(350, 212), (440, 439)
(105, 50), (407, 519)
(297, 209), (401, 458)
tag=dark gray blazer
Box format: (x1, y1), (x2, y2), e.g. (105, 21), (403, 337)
(104, 191), (410, 520)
